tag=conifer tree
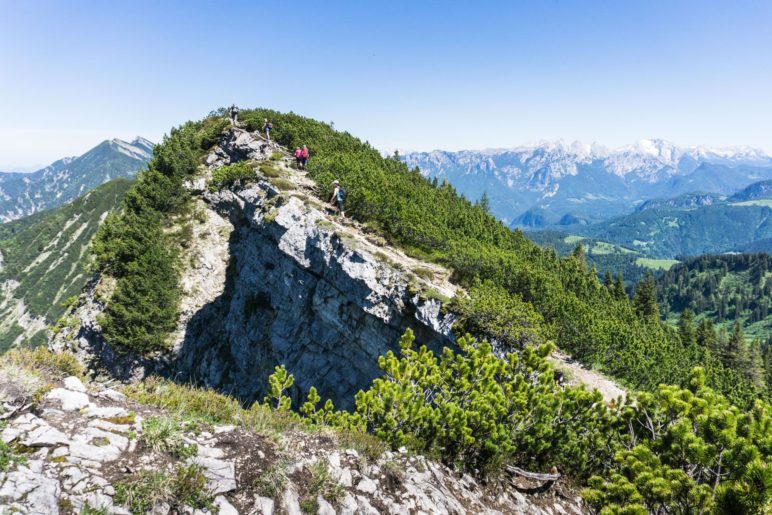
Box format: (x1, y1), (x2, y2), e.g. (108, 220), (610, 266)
(572, 243), (586, 267)
(696, 319), (719, 355)
(614, 272), (627, 301)
(477, 191), (490, 213)
(744, 339), (765, 392)
(678, 309), (696, 347)
(603, 270), (613, 290)
(723, 322), (747, 372)
(633, 273), (659, 321)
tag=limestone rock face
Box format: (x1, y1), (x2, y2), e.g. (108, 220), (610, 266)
(53, 128), (457, 409)
(175, 184), (456, 408)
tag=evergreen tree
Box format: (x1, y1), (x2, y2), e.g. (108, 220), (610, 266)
(477, 191), (490, 213)
(744, 339), (765, 393)
(723, 322), (747, 372)
(603, 270), (613, 290)
(614, 272), (627, 301)
(678, 309), (696, 347)
(572, 243), (586, 266)
(633, 273), (659, 321)
(764, 342), (772, 395)
(696, 319), (719, 354)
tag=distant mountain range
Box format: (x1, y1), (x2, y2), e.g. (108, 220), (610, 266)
(0, 137), (152, 222)
(402, 139), (772, 227)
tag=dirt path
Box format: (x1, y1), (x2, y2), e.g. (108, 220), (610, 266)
(549, 351), (627, 403)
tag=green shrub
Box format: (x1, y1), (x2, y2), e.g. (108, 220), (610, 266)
(453, 282), (549, 349)
(0, 438), (27, 472)
(171, 464), (216, 511)
(259, 162), (282, 178)
(208, 161), (256, 192)
(583, 368), (772, 514)
(140, 416), (196, 458)
(114, 470), (172, 514)
(268, 177), (294, 191)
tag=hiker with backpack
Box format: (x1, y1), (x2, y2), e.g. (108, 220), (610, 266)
(300, 145), (309, 169)
(329, 180), (346, 218)
(263, 119), (273, 141)
(229, 104), (239, 126)
(294, 147), (302, 168)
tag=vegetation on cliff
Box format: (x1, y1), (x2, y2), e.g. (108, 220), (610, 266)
(86, 108), (770, 512)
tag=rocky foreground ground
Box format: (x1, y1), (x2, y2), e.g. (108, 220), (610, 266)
(0, 364), (587, 514)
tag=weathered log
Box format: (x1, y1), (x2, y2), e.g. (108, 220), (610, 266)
(505, 465), (561, 482)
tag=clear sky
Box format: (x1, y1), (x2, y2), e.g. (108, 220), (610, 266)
(1, 0), (771, 169)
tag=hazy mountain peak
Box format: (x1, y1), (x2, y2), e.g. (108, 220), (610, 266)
(0, 137), (152, 222)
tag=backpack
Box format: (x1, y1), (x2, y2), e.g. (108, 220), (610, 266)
(337, 187), (347, 202)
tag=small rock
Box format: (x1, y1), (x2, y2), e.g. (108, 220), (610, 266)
(338, 467), (353, 487)
(317, 495), (336, 515)
(356, 477), (377, 494)
(46, 388), (90, 411)
(63, 376), (87, 393)
(190, 456), (237, 494)
(214, 425), (236, 434)
(328, 452), (341, 468)
(254, 495), (275, 515)
(83, 405), (128, 418)
(97, 388), (126, 402)
(281, 486), (302, 515)
(22, 423), (70, 447)
(214, 495), (239, 515)
(344, 448), (359, 458)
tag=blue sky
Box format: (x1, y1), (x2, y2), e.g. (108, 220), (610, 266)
(1, 0), (771, 169)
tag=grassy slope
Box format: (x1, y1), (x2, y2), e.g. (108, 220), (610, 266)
(0, 178), (132, 352)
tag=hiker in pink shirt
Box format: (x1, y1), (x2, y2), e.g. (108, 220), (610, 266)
(300, 145), (309, 169)
(294, 147), (302, 168)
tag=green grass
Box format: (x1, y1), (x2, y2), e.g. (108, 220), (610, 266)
(563, 235), (586, 244)
(140, 415), (197, 458)
(732, 199), (772, 207)
(635, 257), (679, 270)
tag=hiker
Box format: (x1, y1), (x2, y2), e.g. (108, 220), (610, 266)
(263, 119), (273, 141)
(229, 104), (239, 126)
(300, 145), (309, 169)
(329, 180), (346, 218)
(294, 147), (302, 167)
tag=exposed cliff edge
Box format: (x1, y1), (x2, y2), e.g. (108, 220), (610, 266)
(52, 129), (457, 409)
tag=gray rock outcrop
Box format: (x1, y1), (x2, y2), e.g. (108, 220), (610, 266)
(53, 128), (457, 409)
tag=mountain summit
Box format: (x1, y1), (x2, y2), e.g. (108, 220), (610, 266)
(0, 137), (152, 222)
(402, 140), (772, 226)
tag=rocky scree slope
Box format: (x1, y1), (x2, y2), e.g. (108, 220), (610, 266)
(52, 128), (459, 410)
(0, 357), (587, 515)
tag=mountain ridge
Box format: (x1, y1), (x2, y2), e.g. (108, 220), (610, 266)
(402, 139), (772, 225)
(0, 137), (152, 222)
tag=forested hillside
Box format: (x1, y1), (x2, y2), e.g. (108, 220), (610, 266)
(579, 201), (772, 258)
(658, 253), (772, 341)
(525, 230), (677, 287)
(81, 108), (771, 513)
(0, 179), (132, 352)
